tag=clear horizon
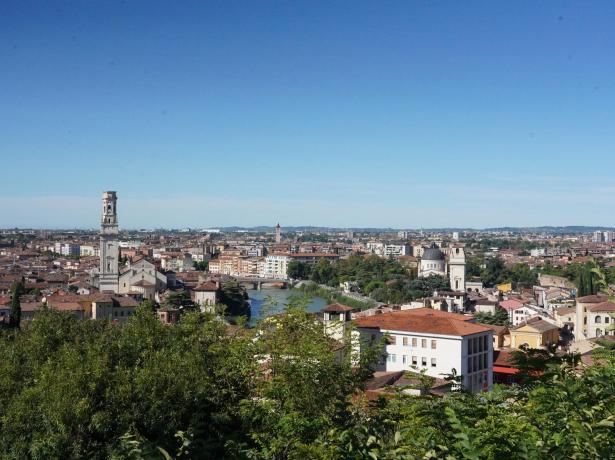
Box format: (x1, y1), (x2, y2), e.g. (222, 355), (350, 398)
(2, 1), (615, 228)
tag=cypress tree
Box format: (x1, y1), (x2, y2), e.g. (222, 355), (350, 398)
(9, 281), (23, 328)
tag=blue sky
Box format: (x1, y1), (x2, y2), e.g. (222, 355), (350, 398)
(1, 1), (615, 229)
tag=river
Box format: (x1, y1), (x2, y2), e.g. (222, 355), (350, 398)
(247, 288), (327, 324)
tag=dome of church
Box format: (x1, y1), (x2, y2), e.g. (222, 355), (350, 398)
(422, 243), (445, 261)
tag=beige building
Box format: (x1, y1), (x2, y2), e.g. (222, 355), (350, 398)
(574, 295), (615, 341)
(193, 281), (218, 312)
(118, 256), (167, 301)
(509, 318), (559, 349)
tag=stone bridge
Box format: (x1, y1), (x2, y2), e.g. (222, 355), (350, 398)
(235, 277), (289, 290)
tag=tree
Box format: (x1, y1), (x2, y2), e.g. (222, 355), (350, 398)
(474, 306), (510, 325)
(465, 256), (483, 278)
(310, 259), (335, 285)
(480, 256), (512, 287)
(218, 281), (250, 317)
(9, 281), (24, 328)
(193, 261), (209, 271)
(286, 260), (312, 280)
(511, 262), (537, 289)
(162, 290), (195, 310)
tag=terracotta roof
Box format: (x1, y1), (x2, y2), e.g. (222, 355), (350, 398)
(482, 324), (509, 335)
(112, 296), (139, 308)
(555, 307), (576, 316)
(322, 303), (354, 313)
(586, 301), (615, 313)
(50, 301), (83, 311)
(20, 301), (43, 312)
(493, 349), (516, 367)
(576, 294), (609, 303)
(354, 308), (490, 337)
(500, 299), (524, 311)
(513, 318), (558, 333)
(193, 281), (218, 291)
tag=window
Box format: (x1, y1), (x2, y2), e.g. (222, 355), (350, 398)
(421, 357), (427, 367)
(595, 316), (602, 324)
(387, 354), (397, 363)
(403, 337), (408, 346)
(468, 357), (473, 373)
(412, 356), (418, 366)
(421, 339), (427, 348)
(431, 358), (437, 367)
(412, 338), (417, 347)
(606, 317), (610, 324)
(402, 355), (407, 364)
(389, 335), (397, 345)
(431, 340), (436, 349)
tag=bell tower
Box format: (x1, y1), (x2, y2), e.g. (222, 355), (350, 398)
(448, 245), (466, 292)
(99, 191), (119, 293)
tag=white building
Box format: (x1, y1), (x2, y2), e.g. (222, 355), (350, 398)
(263, 254), (291, 279)
(418, 243), (447, 277)
(99, 191), (120, 293)
(355, 308), (493, 393)
(54, 242), (81, 256)
(118, 256), (167, 301)
(574, 295), (615, 341)
(193, 281), (218, 313)
(160, 252), (194, 272)
(80, 245), (99, 257)
(448, 246), (466, 292)
(384, 244), (411, 257)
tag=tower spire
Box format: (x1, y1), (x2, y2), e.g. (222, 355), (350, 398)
(99, 191), (119, 293)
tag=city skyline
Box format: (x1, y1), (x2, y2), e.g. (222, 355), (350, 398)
(2, 1), (615, 227)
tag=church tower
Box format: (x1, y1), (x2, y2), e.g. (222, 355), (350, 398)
(275, 223), (281, 244)
(448, 245), (466, 292)
(99, 191), (119, 293)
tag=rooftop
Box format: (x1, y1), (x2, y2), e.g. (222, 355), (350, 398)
(354, 308), (491, 337)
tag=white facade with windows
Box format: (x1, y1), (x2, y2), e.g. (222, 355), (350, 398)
(263, 254), (291, 279)
(355, 309), (493, 393)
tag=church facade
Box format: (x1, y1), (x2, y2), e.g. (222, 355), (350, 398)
(418, 242), (466, 292)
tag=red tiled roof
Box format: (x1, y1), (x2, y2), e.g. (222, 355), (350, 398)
(500, 299), (524, 311)
(576, 294), (608, 303)
(586, 301), (615, 313)
(354, 308), (490, 337)
(193, 281), (218, 291)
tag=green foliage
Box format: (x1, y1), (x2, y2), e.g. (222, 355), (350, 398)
(218, 280), (250, 317)
(474, 307), (510, 326)
(287, 260), (313, 280)
(465, 256), (483, 278)
(162, 289), (195, 310)
(480, 256), (512, 287)
(295, 282), (376, 310)
(193, 261), (209, 271)
(511, 262), (538, 289)
(9, 281), (24, 328)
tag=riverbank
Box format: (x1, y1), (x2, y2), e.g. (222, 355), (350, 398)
(292, 281), (376, 310)
(246, 289), (327, 324)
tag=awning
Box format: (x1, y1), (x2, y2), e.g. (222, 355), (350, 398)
(493, 366), (520, 375)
